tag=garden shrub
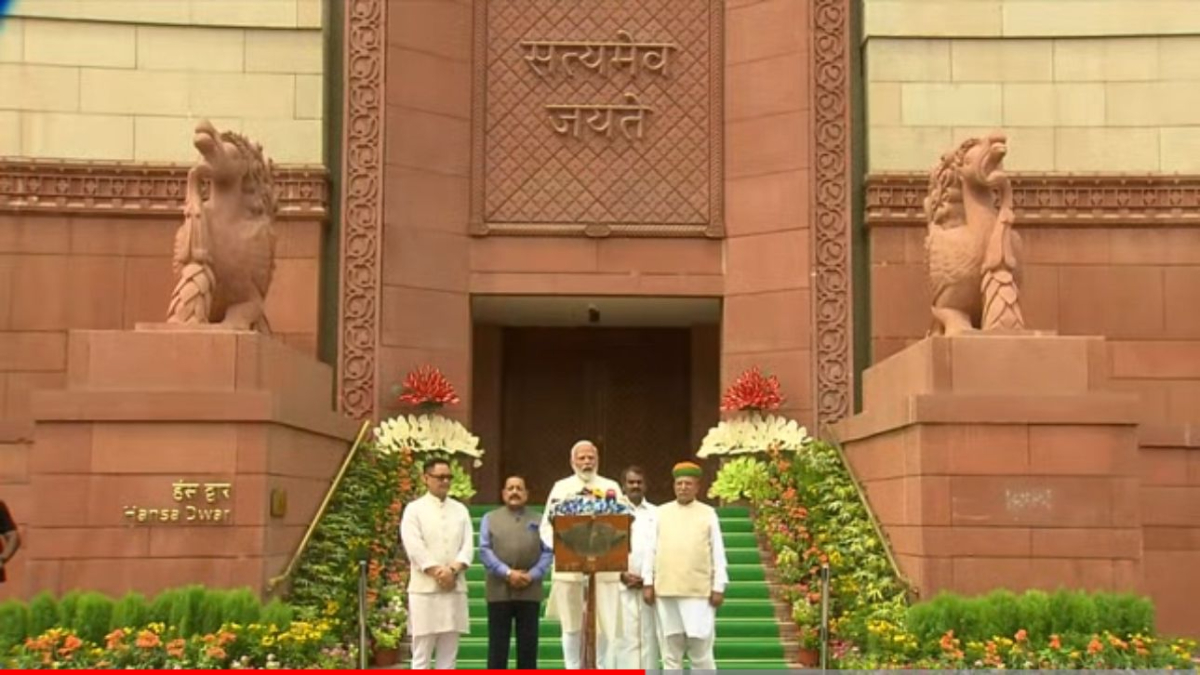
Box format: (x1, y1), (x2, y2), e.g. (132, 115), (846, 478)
(109, 592), (148, 631)
(27, 592), (58, 636)
(0, 600), (29, 650)
(72, 592), (113, 643)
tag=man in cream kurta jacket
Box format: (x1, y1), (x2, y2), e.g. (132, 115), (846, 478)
(400, 458), (475, 669)
(538, 440), (626, 669)
(642, 462), (728, 671)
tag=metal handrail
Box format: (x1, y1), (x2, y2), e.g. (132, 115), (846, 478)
(265, 418), (373, 594)
(830, 440), (919, 601)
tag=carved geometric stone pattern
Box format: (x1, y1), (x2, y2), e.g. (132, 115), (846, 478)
(0, 160), (328, 219)
(472, 0), (723, 237)
(337, 0), (386, 421)
(812, 0), (854, 431)
(867, 173), (1200, 227)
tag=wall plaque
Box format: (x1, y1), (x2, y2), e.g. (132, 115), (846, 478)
(471, 0), (723, 238)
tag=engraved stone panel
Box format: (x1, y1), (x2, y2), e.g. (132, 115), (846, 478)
(472, 0), (723, 237)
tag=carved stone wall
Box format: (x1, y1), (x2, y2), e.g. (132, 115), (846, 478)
(471, 0), (723, 237)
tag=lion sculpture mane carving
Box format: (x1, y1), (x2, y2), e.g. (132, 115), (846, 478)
(167, 120), (277, 332)
(923, 132), (1025, 336)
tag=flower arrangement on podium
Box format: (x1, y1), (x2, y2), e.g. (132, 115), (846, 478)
(372, 365), (484, 501)
(697, 366), (811, 458)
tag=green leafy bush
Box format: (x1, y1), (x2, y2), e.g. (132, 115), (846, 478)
(109, 592), (148, 631)
(0, 600), (29, 650)
(27, 593), (58, 636)
(72, 592), (113, 644)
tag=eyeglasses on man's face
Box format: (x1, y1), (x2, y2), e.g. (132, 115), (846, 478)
(427, 473), (453, 481)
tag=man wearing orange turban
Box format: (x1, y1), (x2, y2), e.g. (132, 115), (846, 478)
(641, 461), (728, 670)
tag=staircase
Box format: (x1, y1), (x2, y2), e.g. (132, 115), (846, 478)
(452, 504), (790, 670)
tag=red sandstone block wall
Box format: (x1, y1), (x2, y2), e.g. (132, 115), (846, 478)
(871, 225), (1200, 426)
(1139, 427), (1200, 638)
(849, 422), (1142, 597)
(0, 213), (322, 598)
(0, 213), (323, 423)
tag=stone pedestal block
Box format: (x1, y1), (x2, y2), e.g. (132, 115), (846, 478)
(834, 334), (1143, 600)
(24, 327), (359, 599)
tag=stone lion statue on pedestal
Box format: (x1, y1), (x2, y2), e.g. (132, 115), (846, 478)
(923, 132), (1025, 336)
(167, 120), (277, 333)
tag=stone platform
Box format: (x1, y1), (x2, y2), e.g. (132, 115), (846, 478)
(24, 326), (359, 598)
(834, 333), (1143, 598)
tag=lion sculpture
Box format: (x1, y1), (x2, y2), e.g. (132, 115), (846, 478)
(167, 119), (277, 332)
(923, 132), (1025, 336)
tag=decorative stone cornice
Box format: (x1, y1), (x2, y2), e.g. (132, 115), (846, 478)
(0, 159), (328, 220)
(867, 173), (1200, 227)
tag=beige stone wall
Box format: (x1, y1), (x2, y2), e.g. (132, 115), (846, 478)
(865, 0), (1200, 173)
(0, 0), (323, 164)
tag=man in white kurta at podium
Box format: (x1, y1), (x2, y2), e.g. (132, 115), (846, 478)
(400, 457), (475, 669)
(539, 440), (626, 669)
(642, 461), (728, 671)
(615, 465), (660, 669)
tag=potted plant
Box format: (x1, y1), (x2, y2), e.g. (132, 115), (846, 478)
(369, 586), (406, 667)
(792, 598), (821, 667)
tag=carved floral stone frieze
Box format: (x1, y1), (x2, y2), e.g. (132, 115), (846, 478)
(337, 0), (386, 421)
(867, 173), (1200, 227)
(812, 0), (854, 431)
(0, 159), (327, 219)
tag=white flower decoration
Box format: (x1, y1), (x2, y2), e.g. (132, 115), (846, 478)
(696, 412), (810, 458)
(373, 413), (484, 459)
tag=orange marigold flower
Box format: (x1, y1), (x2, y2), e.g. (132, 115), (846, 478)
(58, 634), (83, 655)
(205, 646), (227, 660)
(217, 631), (238, 647)
(1015, 629), (1028, 642)
(105, 628), (126, 650)
(1050, 634), (1062, 650)
(136, 630), (161, 649)
(1088, 637), (1103, 654)
(166, 638), (186, 658)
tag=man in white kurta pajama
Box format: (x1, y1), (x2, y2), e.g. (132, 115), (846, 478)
(400, 458), (475, 669)
(643, 462), (728, 671)
(615, 466), (660, 669)
(539, 440), (626, 669)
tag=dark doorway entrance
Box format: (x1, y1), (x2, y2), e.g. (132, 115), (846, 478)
(500, 327), (694, 504)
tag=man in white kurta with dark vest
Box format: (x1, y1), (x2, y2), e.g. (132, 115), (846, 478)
(400, 457), (475, 669)
(539, 440), (625, 669)
(642, 461), (728, 671)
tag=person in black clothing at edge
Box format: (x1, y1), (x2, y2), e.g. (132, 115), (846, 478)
(478, 475), (553, 669)
(0, 499), (21, 584)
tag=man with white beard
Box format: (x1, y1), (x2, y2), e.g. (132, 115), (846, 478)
(614, 465), (660, 669)
(539, 440), (625, 669)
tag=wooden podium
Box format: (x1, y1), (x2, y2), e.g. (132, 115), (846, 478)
(552, 513), (632, 669)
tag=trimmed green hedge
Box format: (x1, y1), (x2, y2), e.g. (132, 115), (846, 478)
(0, 586), (294, 651)
(907, 589), (1155, 646)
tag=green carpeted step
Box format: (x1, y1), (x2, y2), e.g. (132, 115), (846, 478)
(454, 636), (783, 662)
(727, 548), (764, 564)
(465, 615), (779, 639)
(463, 562), (762, 582)
(721, 531), (759, 548)
(455, 659), (565, 669)
(465, 597), (776, 619)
